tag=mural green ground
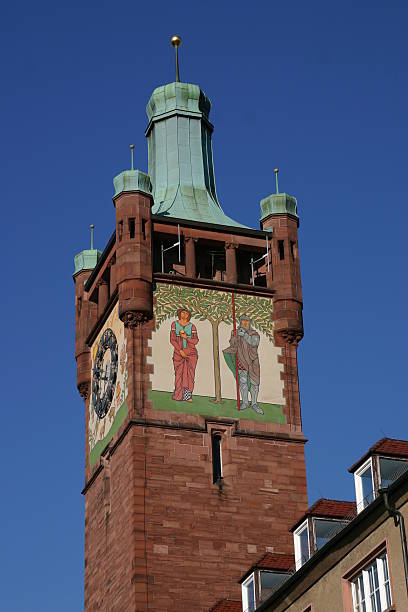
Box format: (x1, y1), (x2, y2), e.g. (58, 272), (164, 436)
(149, 390), (286, 424)
(89, 401), (128, 468)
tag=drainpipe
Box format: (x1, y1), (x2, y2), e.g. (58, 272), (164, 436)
(380, 488), (408, 597)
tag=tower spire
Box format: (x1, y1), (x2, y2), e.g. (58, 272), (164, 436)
(145, 55), (245, 227)
(170, 35), (182, 82)
(90, 224), (94, 250)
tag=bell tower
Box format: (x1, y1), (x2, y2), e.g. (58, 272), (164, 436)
(74, 38), (308, 611)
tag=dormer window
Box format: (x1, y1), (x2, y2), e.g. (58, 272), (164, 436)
(292, 500), (356, 568)
(294, 516), (352, 569)
(353, 455), (408, 513)
(294, 520), (310, 569)
(354, 458), (374, 513)
(350, 438), (408, 513)
(239, 554), (294, 611)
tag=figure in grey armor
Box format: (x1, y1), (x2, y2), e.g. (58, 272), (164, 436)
(223, 314), (263, 415)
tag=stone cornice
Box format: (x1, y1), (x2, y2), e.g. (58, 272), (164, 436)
(82, 417), (306, 495)
(153, 273), (275, 298)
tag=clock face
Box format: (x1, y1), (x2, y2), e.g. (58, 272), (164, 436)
(88, 305), (128, 468)
(91, 328), (119, 419)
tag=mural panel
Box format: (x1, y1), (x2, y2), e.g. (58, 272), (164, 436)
(149, 283), (286, 423)
(89, 304), (128, 467)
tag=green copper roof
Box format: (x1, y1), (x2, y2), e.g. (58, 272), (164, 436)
(113, 169), (152, 199)
(73, 249), (102, 276)
(145, 82), (246, 228)
(260, 193), (298, 221)
(146, 82), (210, 122)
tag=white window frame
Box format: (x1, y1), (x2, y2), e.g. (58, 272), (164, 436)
(241, 573), (256, 612)
(351, 552), (392, 612)
(354, 458), (374, 513)
(294, 519), (310, 570)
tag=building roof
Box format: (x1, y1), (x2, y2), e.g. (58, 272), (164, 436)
(240, 552), (295, 583)
(349, 437), (408, 473)
(209, 598), (242, 611)
(290, 498), (357, 532)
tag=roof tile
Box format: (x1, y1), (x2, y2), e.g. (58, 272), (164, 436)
(256, 552), (295, 572)
(291, 498), (356, 532)
(349, 438), (408, 473)
(239, 552), (295, 583)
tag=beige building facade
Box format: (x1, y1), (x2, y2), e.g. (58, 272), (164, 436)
(257, 470), (408, 612)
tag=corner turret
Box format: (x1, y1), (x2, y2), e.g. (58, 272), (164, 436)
(73, 227), (101, 399)
(113, 162), (154, 326)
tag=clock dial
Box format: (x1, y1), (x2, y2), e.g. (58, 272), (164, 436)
(91, 328), (118, 419)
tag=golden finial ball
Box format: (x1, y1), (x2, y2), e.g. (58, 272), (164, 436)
(171, 35), (182, 48)
(274, 167), (279, 174)
(130, 144), (135, 150)
(90, 224), (94, 229)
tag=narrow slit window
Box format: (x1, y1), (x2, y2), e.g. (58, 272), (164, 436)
(118, 220), (123, 242)
(142, 218), (147, 240)
(278, 240), (285, 260)
(290, 241), (295, 260)
(212, 433), (222, 484)
(128, 217), (135, 239)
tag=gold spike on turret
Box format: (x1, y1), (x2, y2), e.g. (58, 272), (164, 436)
(170, 35), (182, 82)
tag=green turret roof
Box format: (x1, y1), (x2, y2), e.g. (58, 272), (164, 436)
(145, 82), (246, 228)
(260, 193), (298, 221)
(73, 249), (102, 276)
(113, 169), (152, 199)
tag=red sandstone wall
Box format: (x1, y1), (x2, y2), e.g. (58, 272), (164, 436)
(84, 423), (307, 611)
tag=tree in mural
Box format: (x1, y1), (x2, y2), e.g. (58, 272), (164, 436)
(154, 284), (274, 403)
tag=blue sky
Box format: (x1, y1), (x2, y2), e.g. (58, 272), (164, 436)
(1, 1), (407, 609)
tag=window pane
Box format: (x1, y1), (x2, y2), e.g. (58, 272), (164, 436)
(381, 554), (392, 607)
(260, 571), (289, 592)
(314, 518), (349, 550)
(352, 575), (366, 612)
(373, 563), (381, 611)
(380, 457), (408, 488)
(352, 580), (361, 611)
(245, 579), (255, 612)
(359, 574), (366, 612)
(367, 563), (381, 612)
(360, 466), (374, 507)
(299, 526), (310, 565)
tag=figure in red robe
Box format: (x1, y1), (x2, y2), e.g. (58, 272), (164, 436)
(170, 308), (199, 401)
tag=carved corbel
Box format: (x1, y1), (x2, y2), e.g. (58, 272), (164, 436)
(121, 311), (150, 329)
(78, 382), (90, 400)
(276, 329), (304, 346)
